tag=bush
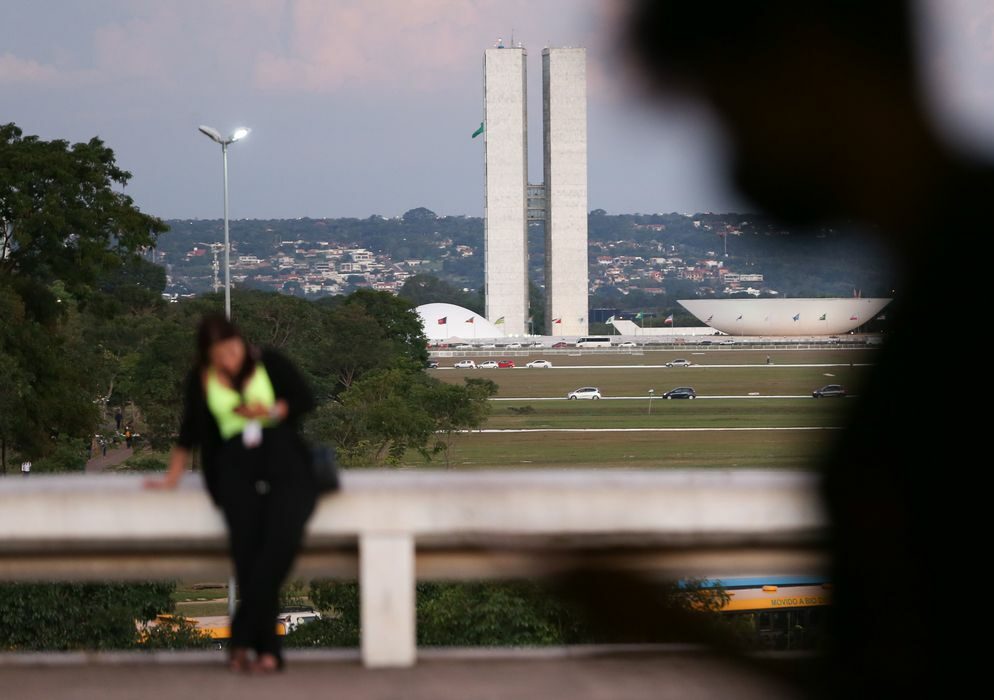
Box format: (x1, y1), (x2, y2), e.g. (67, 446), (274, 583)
(0, 582), (175, 650)
(32, 436), (88, 473)
(117, 454), (168, 472)
(138, 616), (214, 650)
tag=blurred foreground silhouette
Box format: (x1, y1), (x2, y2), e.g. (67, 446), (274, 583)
(603, 1), (986, 695)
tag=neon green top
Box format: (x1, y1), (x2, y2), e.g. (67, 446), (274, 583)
(206, 363), (277, 440)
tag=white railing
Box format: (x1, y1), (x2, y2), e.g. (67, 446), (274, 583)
(0, 469), (826, 668)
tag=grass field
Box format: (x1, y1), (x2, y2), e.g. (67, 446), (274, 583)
(418, 429), (836, 470)
(485, 398), (848, 429)
(407, 349), (865, 470)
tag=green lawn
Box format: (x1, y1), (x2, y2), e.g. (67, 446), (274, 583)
(485, 398), (849, 429)
(413, 351), (865, 470)
(172, 583), (228, 603)
(414, 429), (834, 470)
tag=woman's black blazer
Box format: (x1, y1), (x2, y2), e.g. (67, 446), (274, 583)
(176, 348), (316, 504)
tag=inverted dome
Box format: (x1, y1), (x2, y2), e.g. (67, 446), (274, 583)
(679, 298), (891, 336)
(415, 303), (507, 340)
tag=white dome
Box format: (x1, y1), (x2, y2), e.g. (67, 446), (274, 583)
(415, 303), (507, 340)
(679, 298), (891, 336)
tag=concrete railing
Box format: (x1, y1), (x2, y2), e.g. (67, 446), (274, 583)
(0, 470), (826, 668)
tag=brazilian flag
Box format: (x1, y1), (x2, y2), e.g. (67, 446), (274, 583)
(472, 122), (484, 138)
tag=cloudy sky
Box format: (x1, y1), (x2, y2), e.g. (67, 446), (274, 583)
(2, 0), (993, 220)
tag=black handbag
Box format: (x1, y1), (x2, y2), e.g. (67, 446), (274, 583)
(310, 445), (340, 493)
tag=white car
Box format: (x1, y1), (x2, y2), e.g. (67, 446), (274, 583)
(478, 360), (499, 369)
(526, 359), (552, 368)
(454, 360), (476, 369)
(505, 342), (522, 349)
(530, 342), (547, 348)
(618, 341), (638, 348)
(665, 359), (693, 368)
(567, 387), (601, 400)
(455, 344), (474, 349)
(479, 343), (496, 349)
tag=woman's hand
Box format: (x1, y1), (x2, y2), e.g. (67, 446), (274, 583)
(234, 400), (288, 421)
(143, 446), (189, 490)
(143, 472), (182, 490)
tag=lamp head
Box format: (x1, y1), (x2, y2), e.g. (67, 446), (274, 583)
(198, 125), (223, 144)
(231, 127), (251, 142)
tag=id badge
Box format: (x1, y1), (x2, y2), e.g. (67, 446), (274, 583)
(243, 419), (263, 448)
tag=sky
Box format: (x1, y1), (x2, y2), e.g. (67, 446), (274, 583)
(2, 0), (994, 221)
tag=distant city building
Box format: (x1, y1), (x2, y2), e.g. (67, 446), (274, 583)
(680, 298), (892, 336)
(415, 302), (506, 341)
(543, 47), (588, 337)
(482, 43), (588, 337)
(483, 45), (529, 336)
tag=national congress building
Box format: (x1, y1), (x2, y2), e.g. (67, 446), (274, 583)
(483, 42), (588, 336)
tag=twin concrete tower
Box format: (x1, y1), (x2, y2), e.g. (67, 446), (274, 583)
(483, 44), (588, 336)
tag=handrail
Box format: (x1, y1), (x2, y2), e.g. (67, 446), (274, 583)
(0, 469), (827, 667)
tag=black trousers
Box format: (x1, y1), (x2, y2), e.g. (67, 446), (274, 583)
(215, 430), (316, 657)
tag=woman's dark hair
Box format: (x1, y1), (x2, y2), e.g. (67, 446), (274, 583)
(196, 314), (256, 391)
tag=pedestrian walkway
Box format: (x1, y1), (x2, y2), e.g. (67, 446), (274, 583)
(0, 648), (807, 700)
(85, 446), (133, 474)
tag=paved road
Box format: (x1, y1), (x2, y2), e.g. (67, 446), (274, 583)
(438, 363), (871, 370)
(492, 395), (819, 401)
(85, 446), (133, 474)
(467, 426), (842, 434)
(0, 648), (807, 700)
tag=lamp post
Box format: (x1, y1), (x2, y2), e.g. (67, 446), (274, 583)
(648, 389), (655, 415)
(198, 128), (248, 619)
(198, 125), (250, 319)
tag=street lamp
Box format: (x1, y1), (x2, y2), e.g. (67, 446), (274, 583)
(648, 389), (655, 415)
(198, 125), (250, 319)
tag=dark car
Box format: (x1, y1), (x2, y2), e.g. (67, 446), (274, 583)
(663, 387), (697, 399)
(812, 384), (846, 398)
(426, 360), (439, 369)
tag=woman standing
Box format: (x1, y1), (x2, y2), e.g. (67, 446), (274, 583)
(146, 314), (317, 673)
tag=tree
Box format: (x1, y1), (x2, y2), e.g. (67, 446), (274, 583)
(398, 273), (483, 315)
(308, 372), (495, 467)
(341, 289), (428, 370)
(423, 377), (497, 467)
(0, 123), (167, 305)
(401, 207), (438, 223)
(0, 123), (167, 469)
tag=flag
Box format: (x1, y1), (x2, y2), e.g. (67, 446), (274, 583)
(605, 315), (615, 323)
(792, 313), (800, 321)
(553, 318), (562, 324)
(850, 314), (858, 321)
(438, 317), (447, 325)
(736, 314), (743, 321)
(465, 317), (475, 324)
(494, 316), (505, 325)
(472, 122), (484, 138)
(819, 313), (827, 321)
(664, 314), (674, 325)
(635, 312), (644, 320)
(706, 314), (714, 323)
